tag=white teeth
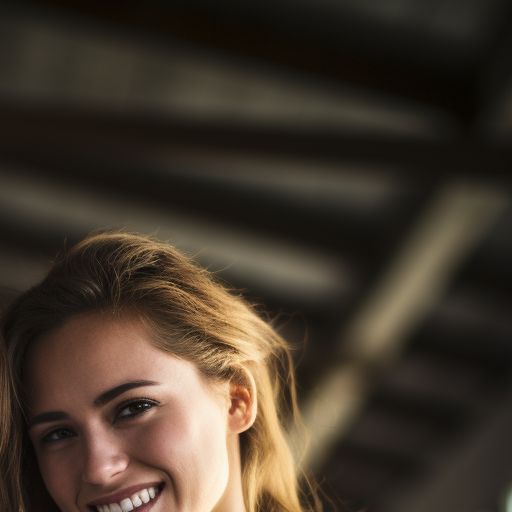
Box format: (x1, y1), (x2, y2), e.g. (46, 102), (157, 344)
(139, 489), (150, 504)
(130, 494), (142, 508)
(97, 486), (159, 512)
(120, 498), (134, 512)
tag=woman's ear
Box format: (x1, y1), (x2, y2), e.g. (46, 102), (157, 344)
(228, 382), (257, 434)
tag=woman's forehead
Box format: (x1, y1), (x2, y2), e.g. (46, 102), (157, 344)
(26, 313), (150, 369)
(22, 314), (200, 410)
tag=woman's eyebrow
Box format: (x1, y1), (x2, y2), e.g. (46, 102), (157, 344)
(93, 380), (160, 407)
(27, 411), (69, 430)
(26, 381), (160, 429)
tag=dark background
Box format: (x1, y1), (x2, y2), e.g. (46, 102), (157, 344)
(0, 1), (511, 511)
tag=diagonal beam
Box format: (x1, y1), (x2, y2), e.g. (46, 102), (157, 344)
(301, 182), (510, 472)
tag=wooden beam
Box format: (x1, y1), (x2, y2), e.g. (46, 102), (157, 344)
(0, 104), (511, 175)
(19, 0), (483, 122)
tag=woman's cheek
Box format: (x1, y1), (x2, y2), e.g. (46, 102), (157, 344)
(37, 451), (78, 511)
(132, 415), (183, 463)
(135, 409), (229, 483)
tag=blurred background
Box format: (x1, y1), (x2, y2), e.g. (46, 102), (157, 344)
(0, 0), (511, 511)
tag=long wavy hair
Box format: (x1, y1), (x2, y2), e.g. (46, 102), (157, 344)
(1, 231), (322, 512)
(0, 331), (23, 512)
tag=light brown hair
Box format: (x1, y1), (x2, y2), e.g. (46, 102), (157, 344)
(1, 231), (321, 512)
(0, 333), (23, 512)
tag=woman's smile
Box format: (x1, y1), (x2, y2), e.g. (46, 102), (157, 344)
(88, 482), (163, 512)
(23, 313), (243, 512)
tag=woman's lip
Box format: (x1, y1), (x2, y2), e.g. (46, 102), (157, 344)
(87, 481), (163, 507)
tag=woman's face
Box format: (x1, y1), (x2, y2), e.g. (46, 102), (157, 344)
(23, 313), (248, 512)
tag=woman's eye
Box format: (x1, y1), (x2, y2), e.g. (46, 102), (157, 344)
(42, 428), (76, 444)
(116, 399), (158, 420)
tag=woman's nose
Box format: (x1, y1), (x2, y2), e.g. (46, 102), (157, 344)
(81, 428), (130, 485)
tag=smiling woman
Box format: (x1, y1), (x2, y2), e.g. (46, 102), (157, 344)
(0, 231), (322, 512)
